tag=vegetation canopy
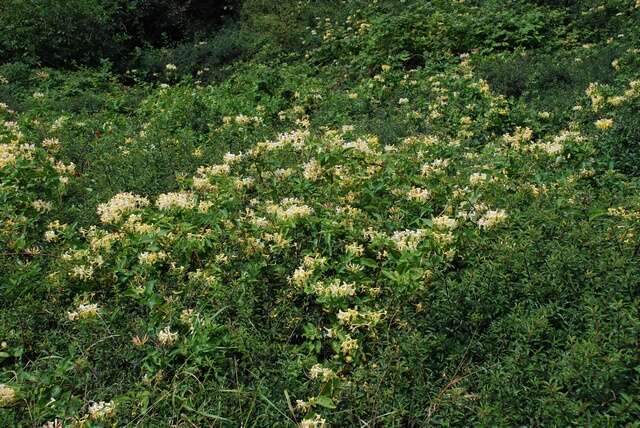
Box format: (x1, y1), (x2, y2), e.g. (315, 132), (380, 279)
(1, 0), (640, 426)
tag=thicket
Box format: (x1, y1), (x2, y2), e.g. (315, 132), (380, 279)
(1, 0), (640, 426)
(0, 0), (240, 68)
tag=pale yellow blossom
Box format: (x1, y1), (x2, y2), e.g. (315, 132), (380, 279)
(67, 303), (99, 321)
(157, 326), (178, 347)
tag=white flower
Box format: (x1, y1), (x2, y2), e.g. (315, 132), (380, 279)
(0, 384), (16, 406)
(300, 414), (326, 428)
(87, 400), (115, 420)
(309, 364), (336, 382)
(503, 127), (533, 147)
(337, 308), (360, 325)
(70, 265), (94, 280)
(157, 326), (178, 347)
(273, 168), (294, 180)
(406, 187), (431, 202)
(469, 172), (487, 186)
(196, 163), (231, 177)
(594, 118), (613, 131)
(156, 192), (196, 210)
(303, 159), (323, 181)
(223, 152), (243, 164)
(97, 193), (149, 224)
(42, 138), (61, 150)
(421, 158), (450, 176)
(535, 141), (563, 155)
(313, 280), (356, 298)
(67, 303), (99, 321)
(477, 209), (507, 229)
(391, 229), (427, 252)
(32, 199), (53, 213)
(138, 251), (167, 265)
(290, 266), (313, 286)
(432, 215), (458, 230)
(265, 199), (313, 221)
(345, 242), (364, 257)
(340, 335), (359, 355)
(44, 230), (58, 242)
(42, 418), (63, 428)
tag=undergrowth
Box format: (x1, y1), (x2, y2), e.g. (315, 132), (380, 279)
(1, 0), (640, 426)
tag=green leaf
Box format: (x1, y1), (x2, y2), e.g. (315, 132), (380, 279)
(315, 395), (336, 409)
(359, 257), (378, 268)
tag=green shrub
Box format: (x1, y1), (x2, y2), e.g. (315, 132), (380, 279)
(476, 44), (625, 117)
(0, 0), (240, 68)
(129, 28), (253, 83)
(0, 0), (127, 67)
(2, 0), (640, 425)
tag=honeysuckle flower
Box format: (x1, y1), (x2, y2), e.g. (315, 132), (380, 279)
(67, 303), (99, 321)
(477, 209), (507, 229)
(87, 400), (115, 420)
(300, 414), (326, 428)
(97, 193), (149, 224)
(157, 326), (178, 347)
(594, 118), (613, 131)
(0, 384), (16, 406)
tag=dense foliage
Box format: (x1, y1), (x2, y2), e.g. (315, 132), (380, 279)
(1, 0), (640, 426)
(0, 0), (239, 68)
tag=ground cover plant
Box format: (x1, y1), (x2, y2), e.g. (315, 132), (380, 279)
(1, 0), (640, 426)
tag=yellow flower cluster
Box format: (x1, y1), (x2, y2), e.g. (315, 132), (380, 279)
(251, 129), (310, 155)
(156, 191), (196, 210)
(469, 172), (487, 186)
(87, 400), (115, 420)
(290, 255), (327, 286)
(308, 364), (336, 382)
(32, 199), (53, 213)
(222, 114), (262, 127)
(586, 83), (604, 111)
(67, 303), (99, 321)
(477, 209), (508, 229)
(594, 118), (614, 131)
(265, 198), (313, 221)
(421, 158), (450, 177)
(390, 229), (427, 252)
(157, 326), (178, 347)
(88, 230), (123, 251)
(608, 207), (640, 220)
(303, 158), (323, 181)
(406, 186), (431, 202)
(300, 414), (326, 428)
(70, 265), (94, 280)
(503, 127), (533, 148)
(138, 251), (167, 265)
(0, 142), (33, 169)
(97, 192), (149, 223)
(0, 384), (16, 406)
(432, 215), (458, 230)
(312, 279), (356, 297)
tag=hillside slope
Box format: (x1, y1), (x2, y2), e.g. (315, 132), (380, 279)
(1, 1), (640, 426)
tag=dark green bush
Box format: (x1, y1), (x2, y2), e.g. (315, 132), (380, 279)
(0, 0), (126, 67)
(2, 0), (640, 425)
(306, 0), (567, 75)
(0, 0), (240, 68)
(602, 97), (640, 177)
(476, 44), (624, 115)
(129, 27), (252, 83)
